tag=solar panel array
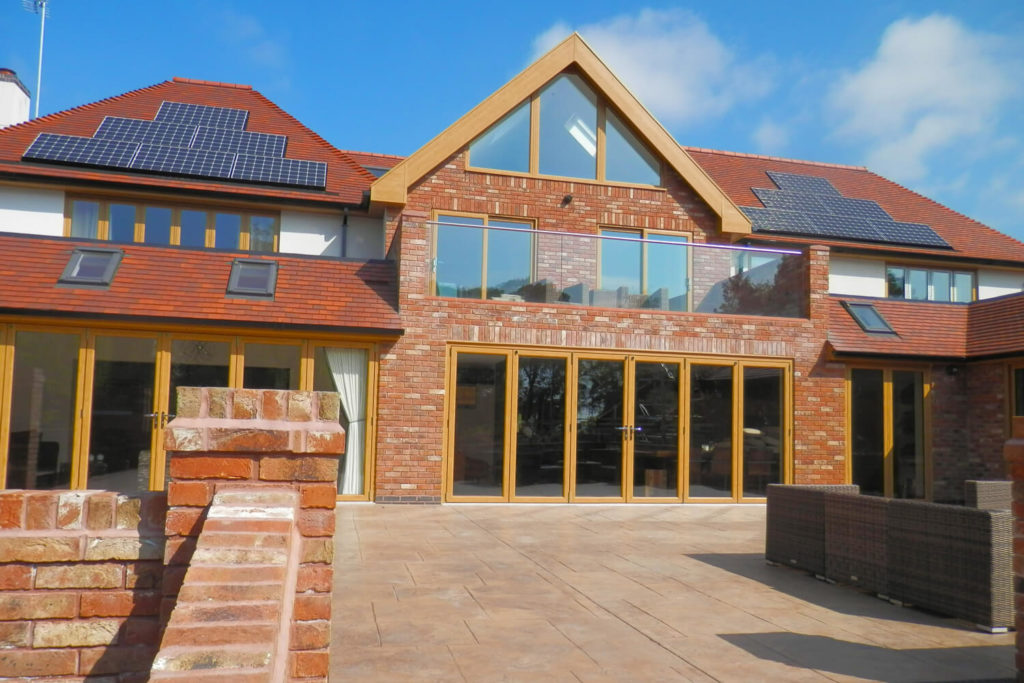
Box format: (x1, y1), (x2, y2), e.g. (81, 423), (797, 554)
(743, 172), (950, 249)
(22, 101), (326, 190)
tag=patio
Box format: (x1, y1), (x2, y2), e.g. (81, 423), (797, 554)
(331, 504), (1014, 682)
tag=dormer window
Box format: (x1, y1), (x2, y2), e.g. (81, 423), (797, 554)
(59, 247), (122, 287)
(467, 73), (662, 187)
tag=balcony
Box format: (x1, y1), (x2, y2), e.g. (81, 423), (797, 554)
(427, 220), (808, 318)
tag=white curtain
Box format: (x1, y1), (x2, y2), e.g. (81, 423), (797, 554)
(324, 348), (368, 495)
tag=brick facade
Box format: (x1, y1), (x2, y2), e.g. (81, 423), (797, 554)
(374, 151), (846, 501)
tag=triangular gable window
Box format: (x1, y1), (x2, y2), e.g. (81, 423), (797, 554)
(467, 73), (662, 186)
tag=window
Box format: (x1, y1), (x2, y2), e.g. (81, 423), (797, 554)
(887, 265), (973, 302)
(227, 259), (278, 298)
(1014, 367), (1024, 418)
(467, 73), (662, 186)
(599, 229), (689, 310)
(842, 302), (896, 334)
(58, 247), (123, 286)
(66, 198), (279, 252)
(433, 214), (533, 300)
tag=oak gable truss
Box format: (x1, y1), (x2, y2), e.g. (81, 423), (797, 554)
(370, 33), (751, 235)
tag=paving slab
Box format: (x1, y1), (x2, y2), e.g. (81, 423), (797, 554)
(331, 504), (1015, 682)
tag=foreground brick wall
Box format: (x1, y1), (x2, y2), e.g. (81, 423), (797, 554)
(375, 149), (843, 501)
(0, 491), (166, 680)
(157, 387), (341, 682)
(1006, 418), (1024, 676)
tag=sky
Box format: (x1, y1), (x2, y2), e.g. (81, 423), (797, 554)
(2, 1), (1023, 241)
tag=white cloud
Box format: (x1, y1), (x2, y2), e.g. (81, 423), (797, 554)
(217, 9), (289, 72)
(532, 9), (772, 126)
(829, 14), (1017, 181)
(752, 119), (789, 154)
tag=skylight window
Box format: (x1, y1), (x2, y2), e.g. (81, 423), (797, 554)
(59, 247), (123, 287)
(842, 301), (896, 334)
(227, 259), (278, 298)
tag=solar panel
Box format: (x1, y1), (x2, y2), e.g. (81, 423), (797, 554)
(24, 133), (139, 168)
(155, 101), (248, 130)
(95, 117), (197, 148)
(874, 220), (951, 248)
(818, 196), (892, 221)
(130, 144), (235, 179)
(232, 154), (326, 188)
(752, 188), (828, 214)
(766, 171), (840, 196)
(192, 127), (286, 157)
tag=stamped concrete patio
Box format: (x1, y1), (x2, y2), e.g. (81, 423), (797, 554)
(331, 504), (1014, 682)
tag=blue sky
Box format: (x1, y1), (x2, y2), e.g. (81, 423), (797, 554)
(3, 1), (1023, 241)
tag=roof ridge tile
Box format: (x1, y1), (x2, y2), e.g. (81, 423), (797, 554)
(683, 146), (868, 171)
(171, 77), (252, 90)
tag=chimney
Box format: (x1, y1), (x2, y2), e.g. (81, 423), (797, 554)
(0, 69), (31, 129)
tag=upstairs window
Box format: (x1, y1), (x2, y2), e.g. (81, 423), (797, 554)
(66, 198), (279, 253)
(467, 72), (662, 186)
(433, 213), (533, 300)
(599, 229), (689, 311)
(59, 247), (122, 287)
(886, 265), (973, 302)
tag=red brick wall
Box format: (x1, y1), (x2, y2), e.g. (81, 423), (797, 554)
(374, 151), (844, 501)
(0, 490), (166, 680)
(966, 361), (1010, 483)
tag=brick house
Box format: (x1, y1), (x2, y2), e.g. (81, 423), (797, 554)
(0, 34), (1022, 505)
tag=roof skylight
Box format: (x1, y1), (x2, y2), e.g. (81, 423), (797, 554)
(227, 259), (278, 298)
(58, 247), (123, 287)
(842, 301), (896, 334)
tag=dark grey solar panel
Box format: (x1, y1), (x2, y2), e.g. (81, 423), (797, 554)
(752, 188), (828, 214)
(766, 171), (840, 195)
(818, 196), (892, 221)
(232, 154), (326, 188)
(806, 214), (884, 241)
(95, 117), (198, 147)
(193, 126), (286, 157)
(155, 101), (248, 130)
(24, 133), (139, 168)
(872, 220), (950, 248)
(130, 144), (235, 179)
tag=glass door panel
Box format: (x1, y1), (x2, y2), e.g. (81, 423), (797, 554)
(452, 354), (506, 497)
(88, 336), (157, 492)
(850, 369), (885, 496)
(6, 331), (78, 489)
(892, 371), (924, 499)
(575, 359), (624, 498)
(243, 343), (300, 390)
(514, 357), (566, 498)
(742, 367), (783, 497)
(632, 361), (679, 498)
(170, 339), (230, 410)
(689, 365), (733, 498)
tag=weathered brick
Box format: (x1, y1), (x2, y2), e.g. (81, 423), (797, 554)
(165, 508), (205, 536)
(0, 620), (30, 648)
(169, 455), (254, 480)
(80, 644), (159, 675)
(168, 481), (214, 507)
(288, 392), (313, 421)
(290, 619), (330, 650)
(86, 492), (117, 530)
(161, 622), (278, 647)
(0, 592), (76, 619)
(36, 563), (123, 589)
(300, 537), (333, 564)
(295, 565), (332, 593)
(0, 648), (77, 677)
(81, 589), (161, 617)
(85, 536), (164, 561)
(293, 594), (331, 621)
(207, 387), (233, 419)
(125, 560), (163, 589)
(0, 537), (82, 563)
(56, 492), (86, 529)
(207, 427), (290, 453)
(316, 392), (340, 423)
(151, 646), (272, 672)
(24, 493), (57, 530)
(297, 509), (335, 537)
(33, 618), (122, 648)
(262, 390), (288, 420)
(174, 386), (203, 419)
(116, 495), (142, 529)
(232, 388), (260, 419)
(0, 565), (32, 591)
(0, 493), (25, 529)
(259, 456), (338, 483)
(290, 650), (329, 678)
(299, 483), (337, 509)
(177, 582), (280, 602)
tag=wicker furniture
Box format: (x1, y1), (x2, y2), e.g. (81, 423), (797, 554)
(765, 484), (1013, 630)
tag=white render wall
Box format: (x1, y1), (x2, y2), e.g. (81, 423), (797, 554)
(0, 186), (64, 236)
(279, 210), (342, 257)
(828, 255), (886, 297)
(978, 269), (1024, 299)
(0, 80), (30, 129)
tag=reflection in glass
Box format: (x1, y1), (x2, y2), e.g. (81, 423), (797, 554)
(633, 362), (679, 498)
(6, 332), (78, 489)
(243, 343), (300, 390)
(469, 101), (530, 173)
(742, 367), (783, 497)
(109, 204), (136, 243)
(646, 235), (689, 311)
(88, 337), (156, 492)
(179, 209), (207, 248)
(250, 216), (276, 253)
(689, 365), (733, 497)
(887, 267), (905, 298)
(605, 109), (660, 185)
(486, 221), (532, 299)
(576, 359), (624, 497)
(850, 369), (884, 496)
(907, 269), (927, 300)
(515, 357), (566, 497)
(215, 213), (242, 250)
(144, 207), (172, 245)
(892, 371), (924, 499)
(452, 354), (506, 497)
(600, 229), (641, 294)
(71, 201), (99, 239)
(930, 271), (951, 302)
(170, 340), (230, 410)
(953, 272), (973, 303)
(539, 74), (597, 179)
(435, 215), (484, 298)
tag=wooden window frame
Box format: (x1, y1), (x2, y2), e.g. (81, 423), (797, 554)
(430, 211), (536, 300)
(465, 72), (664, 189)
(885, 263), (976, 303)
(597, 227), (693, 310)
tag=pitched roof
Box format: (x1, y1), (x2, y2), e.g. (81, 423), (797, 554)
(967, 293), (1024, 357)
(0, 78), (375, 206)
(828, 296), (968, 358)
(0, 232), (400, 334)
(370, 33), (750, 235)
(688, 148), (1024, 264)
